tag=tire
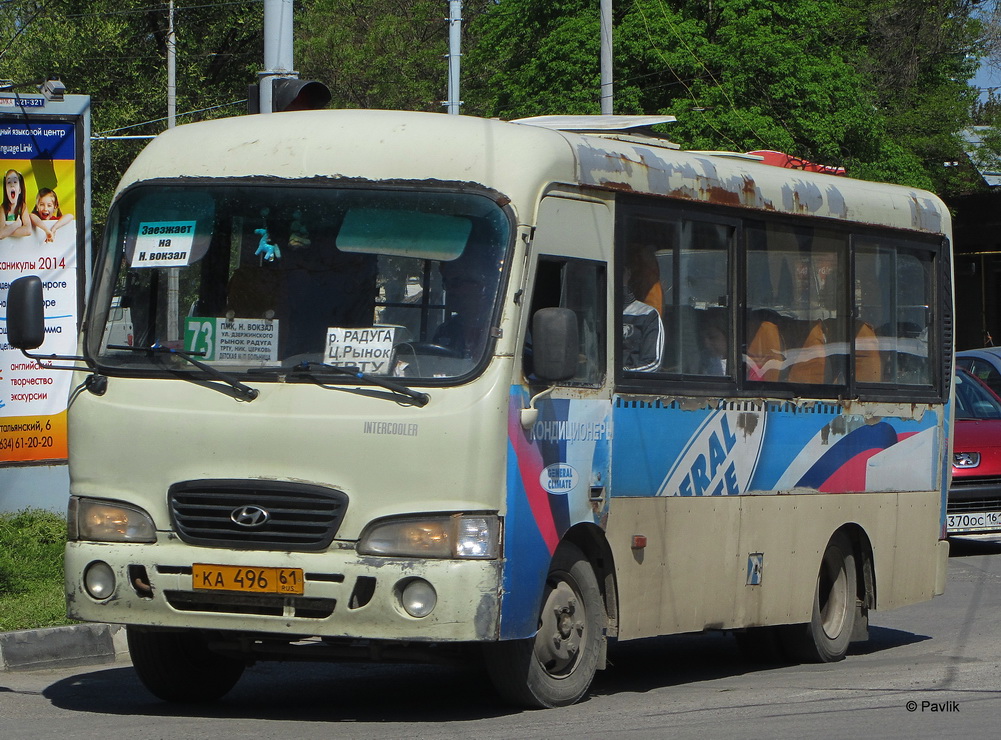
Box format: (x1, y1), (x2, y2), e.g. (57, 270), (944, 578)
(781, 531), (857, 663)
(483, 543), (605, 708)
(127, 627), (245, 703)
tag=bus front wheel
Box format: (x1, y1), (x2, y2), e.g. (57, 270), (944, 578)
(483, 543), (605, 708)
(782, 531), (857, 663)
(127, 626), (245, 703)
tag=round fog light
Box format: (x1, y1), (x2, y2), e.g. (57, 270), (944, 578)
(84, 561), (116, 600)
(399, 578), (437, 618)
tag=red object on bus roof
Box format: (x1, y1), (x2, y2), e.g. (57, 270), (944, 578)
(747, 150), (847, 176)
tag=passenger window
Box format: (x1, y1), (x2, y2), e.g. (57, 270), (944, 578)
(745, 223), (847, 385)
(619, 211), (733, 377)
(524, 258), (606, 386)
(855, 241), (935, 386)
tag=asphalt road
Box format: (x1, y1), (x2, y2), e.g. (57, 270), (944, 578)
(1, 536), (999, 740)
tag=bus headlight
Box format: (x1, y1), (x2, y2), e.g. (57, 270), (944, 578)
(357, 514), (499, 559)
(69, 497), (156, 543)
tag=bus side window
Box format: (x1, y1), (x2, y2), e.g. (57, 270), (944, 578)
(745, 223), (847, 385)
(855, 242), (934, 386)
(524, 258), (606, 386)
(619, 209), (733, 377)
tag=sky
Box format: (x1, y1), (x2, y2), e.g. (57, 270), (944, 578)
(974, 60), (1001, 101)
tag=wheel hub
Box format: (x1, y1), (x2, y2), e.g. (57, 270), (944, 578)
(535, 580), (586, 675)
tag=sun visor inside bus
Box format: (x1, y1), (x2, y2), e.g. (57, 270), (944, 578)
(123, 190), (216, 268)
(336, 208), (472, 260)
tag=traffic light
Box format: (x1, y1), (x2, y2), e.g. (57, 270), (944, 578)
(272, 78), (331, 112)
(247, 78), (331, 114)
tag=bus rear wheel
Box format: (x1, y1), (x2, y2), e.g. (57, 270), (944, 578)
(127, 626), (245, 703)
(483, 543), (605, 708)
(782, 531), (857, 663)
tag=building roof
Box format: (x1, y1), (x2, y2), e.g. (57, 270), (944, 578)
(962, 126), (1001, 187)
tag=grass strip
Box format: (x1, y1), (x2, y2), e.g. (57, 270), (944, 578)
(0, 508), (73, 632)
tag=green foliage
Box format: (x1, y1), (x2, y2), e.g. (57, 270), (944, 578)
(2, 0), (998, 216)
(464, 0), (603, 117)
(1, 0), (263, 239)
(299, 0), (442, 111)
(0, 509), (70, 632)
(465, 0), (988, 193)
(297, 1), (496, 112)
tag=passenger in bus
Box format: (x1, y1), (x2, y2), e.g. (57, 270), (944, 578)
(786, 320), (828, 384)
(622, 265), (665, 372)
(854, 320), (882, 382)
(698, 315), (728, 376)
(746, 310), (784, 381)
(627, 244), (663, 312)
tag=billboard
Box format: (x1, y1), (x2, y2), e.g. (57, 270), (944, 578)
(0, 93), (90, 465)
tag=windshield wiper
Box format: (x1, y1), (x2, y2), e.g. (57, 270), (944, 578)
(289, 361), (430, 407)
(107, 344), (259, 401)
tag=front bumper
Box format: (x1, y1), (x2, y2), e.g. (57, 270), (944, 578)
(65, 539), (503, 641)
(947, 475), (1001, 534)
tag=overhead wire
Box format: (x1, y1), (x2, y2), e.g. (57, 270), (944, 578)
(1, 0), (261, 135)
(60, 0), (263, 20)
(0, 0), (263, 61)
(0, 0), (55, 61)
(93, 99), (247, 136)
(636, 0), (775, 151)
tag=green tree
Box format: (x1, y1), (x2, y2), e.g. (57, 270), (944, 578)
(297, 0), (495, 112)
(1, 1), (263, 233)
(464, 0), (988, 192)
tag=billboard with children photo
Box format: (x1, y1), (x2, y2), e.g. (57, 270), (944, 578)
(1, 103), (86, 464)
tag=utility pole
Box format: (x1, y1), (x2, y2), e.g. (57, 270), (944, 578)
(167, 1), (176, 130)
(254, 0), (329, 113)
(166, 0), (179, 340)
(445, 1), (462, 114)
(259, 0), (295, 113)
(600, 0), (613, 114)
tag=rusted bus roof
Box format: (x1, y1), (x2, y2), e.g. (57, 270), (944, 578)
(570, 136), (949, 235)
(117, 109), (950, 237)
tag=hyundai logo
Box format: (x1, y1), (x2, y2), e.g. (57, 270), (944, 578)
(230, 505), (270, 528)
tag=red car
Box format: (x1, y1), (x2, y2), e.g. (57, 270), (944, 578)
(950, 368), (1001, 535)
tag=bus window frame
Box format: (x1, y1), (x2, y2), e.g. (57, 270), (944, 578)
(522, 255), (608, 389)
(612, 194), (949, 404)
(84, 178), (521, 388)
(614, 199), (740, 394)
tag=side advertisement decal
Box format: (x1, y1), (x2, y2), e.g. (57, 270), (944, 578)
(655, 408), (766, 497)
(501, 389), (611, 638)
(612, 399), (940, 496)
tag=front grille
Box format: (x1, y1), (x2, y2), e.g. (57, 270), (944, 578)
(164, 590), (336, 619)
(951, 476), (1001, 489)
(168, 479), (347, 551)
(948, 495), (1001, 514)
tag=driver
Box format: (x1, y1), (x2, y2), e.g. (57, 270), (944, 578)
(432, 250), (497, 358)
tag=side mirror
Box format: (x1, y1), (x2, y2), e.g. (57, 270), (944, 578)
(532, 307), (579, 382)
(6, 275), (45, 350)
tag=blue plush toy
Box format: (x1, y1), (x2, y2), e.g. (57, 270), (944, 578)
(254, 228), (281, 262)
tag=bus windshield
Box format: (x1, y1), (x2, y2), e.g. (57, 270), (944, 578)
(89, 185), (511, 381)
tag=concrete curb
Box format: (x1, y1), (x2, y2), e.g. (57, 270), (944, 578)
(0, 623), (128, 672)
